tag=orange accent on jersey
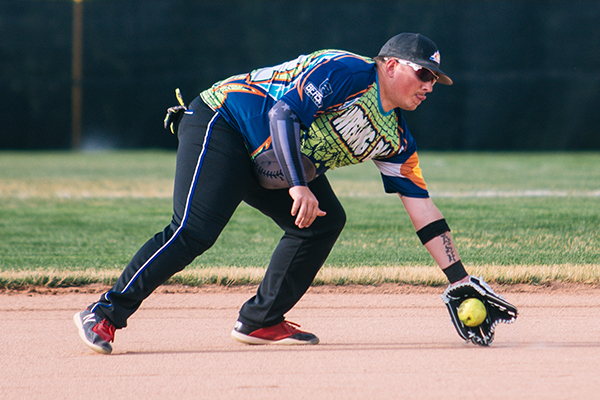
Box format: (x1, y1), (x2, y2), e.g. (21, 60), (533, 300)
(297, 53), (368, 102)
(251, 136), (272, 157)
(245, 73), (289, 86)
(297, 60), (330, 102)
(209, 83), (267, 109)
(400, 152), (427, 190)
(219, 81), (267, 97)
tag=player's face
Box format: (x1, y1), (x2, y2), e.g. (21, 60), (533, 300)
(388, 60), (436, 111)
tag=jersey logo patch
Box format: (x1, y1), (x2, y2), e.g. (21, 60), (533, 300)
(305, 79), (332, 107)
(319, 80), (333, 97)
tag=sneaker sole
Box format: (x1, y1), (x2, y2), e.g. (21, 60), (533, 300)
(73, 312), (113, 355)
(231, 329), (319, 345)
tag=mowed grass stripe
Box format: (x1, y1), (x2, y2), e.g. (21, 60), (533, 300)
(0, 151), (598, 288)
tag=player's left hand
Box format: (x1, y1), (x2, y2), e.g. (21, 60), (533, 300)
(442, 276), (518, 346)
(288, 186), (326, 228)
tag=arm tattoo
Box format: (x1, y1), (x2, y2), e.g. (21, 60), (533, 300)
(441, 233), (457, 263)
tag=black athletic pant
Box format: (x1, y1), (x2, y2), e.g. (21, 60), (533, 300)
(92, 97), (346, 329)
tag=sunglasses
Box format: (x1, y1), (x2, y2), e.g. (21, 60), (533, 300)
(385, 58), (439, 83)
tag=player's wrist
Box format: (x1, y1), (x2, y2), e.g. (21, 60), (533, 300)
(442, 260), (468, 284)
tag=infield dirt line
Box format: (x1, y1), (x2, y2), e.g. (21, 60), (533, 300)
(1, 287), (600, 400)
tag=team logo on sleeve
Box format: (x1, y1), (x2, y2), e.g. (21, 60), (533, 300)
(305, 79), (332, 107)
(319, 80), (332, 97)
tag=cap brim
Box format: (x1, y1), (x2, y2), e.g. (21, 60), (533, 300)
(421, 62), (452, 85)
(434, 72), (453, 86)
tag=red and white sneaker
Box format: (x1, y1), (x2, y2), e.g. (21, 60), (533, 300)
(73, 309), (116, 354)
(231, 320), (319, 345)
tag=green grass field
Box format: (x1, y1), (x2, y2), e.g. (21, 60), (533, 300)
(1, 151), (599, 288)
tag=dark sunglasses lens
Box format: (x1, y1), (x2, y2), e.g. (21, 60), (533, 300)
(415, 68), (436, 83)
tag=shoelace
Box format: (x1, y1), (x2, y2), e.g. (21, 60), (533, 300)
(95, 319), (116, 342)
(282, 321), (303, 333)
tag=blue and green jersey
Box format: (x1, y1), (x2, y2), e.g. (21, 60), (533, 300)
(200, 49), (429, 198)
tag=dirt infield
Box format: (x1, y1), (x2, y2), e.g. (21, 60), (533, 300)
(2, 284), (600, 400)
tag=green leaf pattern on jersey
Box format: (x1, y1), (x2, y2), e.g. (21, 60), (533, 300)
(302, 83), (402, 171)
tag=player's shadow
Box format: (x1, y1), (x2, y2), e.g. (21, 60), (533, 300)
(111, 340), (600, 356)
(112, 341), (498, 356)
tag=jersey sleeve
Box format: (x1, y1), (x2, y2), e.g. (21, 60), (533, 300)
(372, 118), (430, 198)
(280, 55), (374, 129)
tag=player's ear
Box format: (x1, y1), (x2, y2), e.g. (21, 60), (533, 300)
(375, 57), (395, 78)
(385, 58), (399, 77)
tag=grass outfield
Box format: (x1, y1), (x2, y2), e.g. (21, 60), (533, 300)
(0, 151), (599, 288)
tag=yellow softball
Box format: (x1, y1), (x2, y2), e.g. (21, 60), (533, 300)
(458, 298), (487, 327)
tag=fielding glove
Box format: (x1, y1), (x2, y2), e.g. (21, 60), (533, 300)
(163, 88), (187, 134)
(442, 276), (518, 346)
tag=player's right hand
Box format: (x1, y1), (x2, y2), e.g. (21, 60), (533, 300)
(288, 186), (326, 228)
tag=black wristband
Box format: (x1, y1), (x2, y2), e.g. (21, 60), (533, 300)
(442, 260), (468, 283)
(416, 218), (450, 245)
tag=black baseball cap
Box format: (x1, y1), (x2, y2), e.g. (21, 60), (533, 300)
(378, 33), (453, 85)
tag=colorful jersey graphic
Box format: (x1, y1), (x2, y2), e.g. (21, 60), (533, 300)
(200, 50), (429, 198)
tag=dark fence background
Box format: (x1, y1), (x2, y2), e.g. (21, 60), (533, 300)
(1, 0), (599, 151)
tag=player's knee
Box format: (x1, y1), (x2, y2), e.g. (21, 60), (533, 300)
(330, 208), (346, 234)
(320, 204), (346, 238)
(177, 225), (219, 257)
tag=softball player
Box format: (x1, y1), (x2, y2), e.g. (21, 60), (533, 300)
(74, 33), (515, 354)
